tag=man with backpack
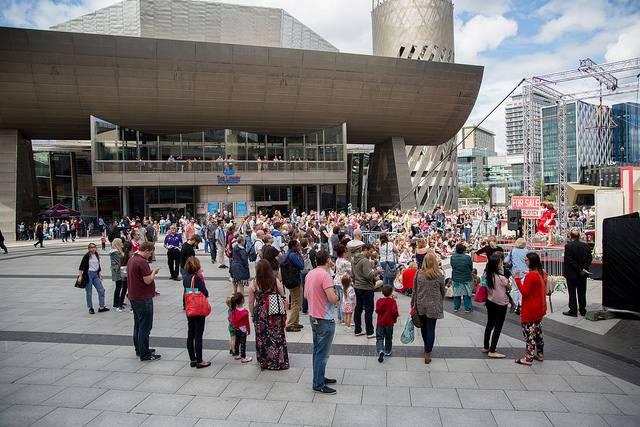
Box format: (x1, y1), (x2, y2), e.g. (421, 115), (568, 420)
(205, 218), (217, 264)
(280, 240), (305, 332)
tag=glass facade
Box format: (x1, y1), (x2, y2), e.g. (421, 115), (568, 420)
(542, 102), (578, 185)
(612, 103), (640, 163)
(92, 116), (347, 167)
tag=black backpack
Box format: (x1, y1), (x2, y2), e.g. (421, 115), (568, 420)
(281, 254), (300, 290)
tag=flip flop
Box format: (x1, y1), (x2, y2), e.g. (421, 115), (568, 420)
(515, 358), (532, 366)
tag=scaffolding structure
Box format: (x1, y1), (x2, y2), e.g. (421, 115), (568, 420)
(522, 57), (640, 238)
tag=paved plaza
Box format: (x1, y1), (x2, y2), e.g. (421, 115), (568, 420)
(0, 240), (639, 426)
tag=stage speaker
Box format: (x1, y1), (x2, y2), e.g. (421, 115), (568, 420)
(508, 209), (522, 231)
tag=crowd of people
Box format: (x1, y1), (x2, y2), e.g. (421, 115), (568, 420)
(71, 205), (594, 395)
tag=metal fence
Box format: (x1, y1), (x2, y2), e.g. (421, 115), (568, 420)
(361, 232), (399, 245)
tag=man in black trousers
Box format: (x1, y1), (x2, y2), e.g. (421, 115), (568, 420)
(563, 228), (593, 317)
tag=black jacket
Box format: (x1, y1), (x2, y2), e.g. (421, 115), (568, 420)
(564, 239), (592, 281)
(180, 243), (196, 268)
(79, 253), (101, 285)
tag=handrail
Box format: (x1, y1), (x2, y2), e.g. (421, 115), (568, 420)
(94, 159), (346, 173)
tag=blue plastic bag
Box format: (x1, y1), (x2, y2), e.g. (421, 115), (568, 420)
(400, 316), (415, 344)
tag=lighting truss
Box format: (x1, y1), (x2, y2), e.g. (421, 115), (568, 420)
(521, 57), (640, 238)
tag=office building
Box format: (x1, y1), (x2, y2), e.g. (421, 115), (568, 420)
(459, 126), (495, 151)
(612, 102), (640, 163)
(505, 91), (555, 159)
(0, 1), (482, 238)
(457, 148), (496, 189)
(484, 155), (525, 194)
(541, 101), (613, 185)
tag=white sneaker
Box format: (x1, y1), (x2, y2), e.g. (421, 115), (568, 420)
(115, 307), (123, 313)
(367, 334), (376, 339)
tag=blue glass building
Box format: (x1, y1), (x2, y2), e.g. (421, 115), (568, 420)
(612, 103), (640, 163)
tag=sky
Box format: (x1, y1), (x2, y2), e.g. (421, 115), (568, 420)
(2, 0), (640, 154)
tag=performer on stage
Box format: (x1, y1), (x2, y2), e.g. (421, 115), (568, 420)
(537, 203), (548, 234)
(544, 204), (557, 245)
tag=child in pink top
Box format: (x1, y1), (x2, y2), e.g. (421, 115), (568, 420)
(229, 292), (252, 363)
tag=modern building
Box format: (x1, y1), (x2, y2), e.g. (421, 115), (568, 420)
(484, 154), (525, 194)
(0, 1), (482, 239)
(457, 148), (497, 189)
(371, 0), (463, 211)
(505, 91), (555, 159)
(51, 0), (338, 52)
(541, 101), (613, 185)
(612, 102), (640, 163)
(459, 126), (495, 151)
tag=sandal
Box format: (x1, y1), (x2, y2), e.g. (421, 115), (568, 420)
(534, 354), (544, 362)
(515, 357), (532, 366)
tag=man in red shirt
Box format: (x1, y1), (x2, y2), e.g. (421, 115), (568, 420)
(127, 242), (160, 361)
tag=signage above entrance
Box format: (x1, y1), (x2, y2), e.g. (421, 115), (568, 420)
(217, 175), (240, 185)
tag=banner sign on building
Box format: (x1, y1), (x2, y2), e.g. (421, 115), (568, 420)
(511, 196), (542, 219)
(235, 201), (248, 217)
(217, 175), (241, 185)
(207, 202), (221, 215)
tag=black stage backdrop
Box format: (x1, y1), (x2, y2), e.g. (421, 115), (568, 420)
(602, 212), (640, 313)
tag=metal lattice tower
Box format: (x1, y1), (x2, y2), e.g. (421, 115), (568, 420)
(522, 57), (640, 238)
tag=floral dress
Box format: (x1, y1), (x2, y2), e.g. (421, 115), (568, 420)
(253, 290), (289, 370)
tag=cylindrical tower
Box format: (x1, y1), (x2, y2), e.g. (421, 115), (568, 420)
(372, 0), (454, 63)
(370, 0), (459, 211)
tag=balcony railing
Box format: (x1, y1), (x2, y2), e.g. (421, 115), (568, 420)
(94, 160), (346, 174)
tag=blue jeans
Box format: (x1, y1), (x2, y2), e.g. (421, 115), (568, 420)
(419, 316), (437, 353)
(453, 295), (472, 311)
(376, 325), (394, 355)
(334, 285), (343, 321)
(204, 239), (209, 253)
(208, 239), (217, 261)
(85, 271), (105, 309)
(310, 317), (335, 390)
(380, 261), (396, 286)
(131, 298), (154, 359)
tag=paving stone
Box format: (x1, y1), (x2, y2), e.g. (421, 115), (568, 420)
(604, 394), (640, 416)
(134, 392), (195, 416)
(364, 355), (407, 371)
(140, 414), (198, 427)
(410, 387), (461, 408)
(255, 368), (304, 383)
(42, 386), (107, 408)
(101, 357), (148, 373)
(54, 369), (111, 387)
(607, 377), (640, 396)
(64, 356), (115, 370)
(215, 363), (262, 381)
(312, 384), (363, 405)
(178, 396), (239, 419)
(445, 358), (489, 373)
(137, 360), (187, 376)
(299, 368), (344, 385)
(134, 375), (191, 394)
(0, 404), (56, 427)
(506, 390), (567, 412)
(0, 384), (26, 400)
(387, 406), (442, 427)
(602, 414), (640, 427)
(342, 369), (387, 386)
(517, 374), (573, 391)
(555, 391), (622, 415)
(531, 361), (579, 375)
(220, 380), (273, 399)
(193, 420), (249, 427)
(97, 372), (149, 390)
(228, 398), (286, 423)
(438, 408), (497, 427)
(265, 382), (315, 402)
(491, 410), (552, 427)
(545, 412), (608, 426)
(430, 372), (478, 389)
(30, 354), (79, 369)
(486, 359), (535, 374)
(174, 364), (224, 378)
(386, 370), (430, 387)
(326, 355), (367, 370)
(457, 389), (513, 410)
(16, 368), (75, 385)
(560, 375), (625, 394)
(0, 366), (37, 383)
(90, 410), (149, 427)
(2, 384), (66, 405)
(87, 389), (150, 412)
(0, 352), (47, 367)
(362, 385), (411, 406)
(279, 401), (336, 426)
(177, 377), (231, 397)
(332, 404), (386, 427)
(31, 407), (101, 427)
(567, 361), (608, 376)
(405, 357), (449, 372)
(473, 373), (526, 390)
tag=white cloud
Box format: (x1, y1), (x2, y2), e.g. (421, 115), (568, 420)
(455, 14), (518, 63)
(455, 0), (511, 15)
(605, 21), (640, 62)
(2, 0), (118, 29)
(534, 0), (608, 43)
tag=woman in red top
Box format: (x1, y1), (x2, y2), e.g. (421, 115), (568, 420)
(514, 252), (547, 366)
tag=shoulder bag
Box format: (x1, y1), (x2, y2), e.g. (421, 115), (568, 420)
(185, 275), (211, 318)
(268, 292), (287, 316)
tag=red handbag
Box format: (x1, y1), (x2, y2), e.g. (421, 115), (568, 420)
(185, 275), (211, 317)
(474, 285), (488, 303)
